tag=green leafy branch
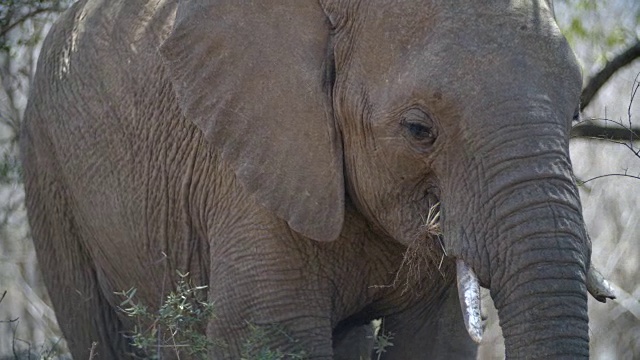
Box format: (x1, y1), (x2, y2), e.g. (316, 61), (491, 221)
(116, 271), (220, 359)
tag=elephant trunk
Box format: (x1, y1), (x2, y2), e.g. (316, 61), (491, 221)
(483, 152), (590, 358)
(490, 226), (589, 358)
(443, 130), (593, 357)
(488, 171), (590, 357)
(494, 265), (589, 358)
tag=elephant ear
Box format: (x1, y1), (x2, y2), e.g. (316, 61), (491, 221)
(159, 1), (344, 241)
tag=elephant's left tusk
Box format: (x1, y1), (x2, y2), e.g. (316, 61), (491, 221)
(456, 259), (483, 344)
(586, 265), (616, 303)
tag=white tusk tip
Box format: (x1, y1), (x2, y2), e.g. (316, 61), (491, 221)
(456, 259), (484, 344)
(587, 266), (616, 303)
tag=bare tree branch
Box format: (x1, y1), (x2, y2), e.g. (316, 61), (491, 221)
(574, 77), (640, 186)
(0, 7), (54, 38)
(573, 72), (640, 141)
(580, 39), (640, 111)
(571, 123), (640, 140)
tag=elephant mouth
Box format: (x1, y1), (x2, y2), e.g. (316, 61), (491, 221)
(454, 258), (616, 344)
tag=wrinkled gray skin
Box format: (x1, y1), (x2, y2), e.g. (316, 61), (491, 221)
(21, 0), (592, 359)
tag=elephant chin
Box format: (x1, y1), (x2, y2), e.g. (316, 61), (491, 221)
(454, 259), (615, 345)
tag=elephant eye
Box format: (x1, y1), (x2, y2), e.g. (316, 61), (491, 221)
(406, 122), (434, 140)
(401, 108), (437, 149)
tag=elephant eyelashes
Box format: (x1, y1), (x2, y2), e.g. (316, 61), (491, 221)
(401, 109), (437, 149)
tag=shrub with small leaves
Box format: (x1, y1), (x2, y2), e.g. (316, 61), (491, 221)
(115, 271), (221, 359)
(240, 323), (308, 360)
(373, 326), (394, 360)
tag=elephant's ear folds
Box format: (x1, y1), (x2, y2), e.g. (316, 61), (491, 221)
(159, 1), (344, 241)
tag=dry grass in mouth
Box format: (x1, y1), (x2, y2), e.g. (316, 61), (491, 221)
(374, 203), (447, 296)
(422, 202), (442, 238)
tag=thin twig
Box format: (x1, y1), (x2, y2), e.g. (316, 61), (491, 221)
(573, 74), (640, 187)
(0, 8), (55, 38)
(0, 291), (19, 323)
(88, 341), (98, 360)
(628, 73), (640, 148)
(10, 320), (33, 359)
(579, 173), (640, 184)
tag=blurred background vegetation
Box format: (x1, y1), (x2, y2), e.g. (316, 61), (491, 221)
(0, 0), (638, 358)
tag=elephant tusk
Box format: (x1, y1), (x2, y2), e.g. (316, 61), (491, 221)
(586, 265), (616, 303)
(456, 259), (483, 344)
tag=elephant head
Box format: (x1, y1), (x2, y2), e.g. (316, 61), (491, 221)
(160, 0), (614, 357)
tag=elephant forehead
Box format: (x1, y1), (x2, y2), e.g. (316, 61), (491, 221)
(363, 0), (557, 37)
(356, 0), (569, 81)
(357, 2), (580, 120)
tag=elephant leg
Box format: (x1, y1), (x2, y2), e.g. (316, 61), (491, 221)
(205, 298), (335, 359)
(205, 255), (335, 358)
(377, 283), (478, 360)
(333, 322), (375, 360)
(23, 151), (131, 358)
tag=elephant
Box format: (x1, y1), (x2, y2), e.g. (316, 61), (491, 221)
(20, 0), (616, 359)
